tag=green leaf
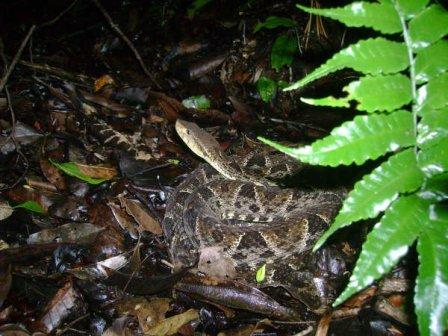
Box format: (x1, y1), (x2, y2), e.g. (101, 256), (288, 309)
(50, 160), (109, 185)
(418, 137), (448, 178)
(296, 2), (401, 34)
(256, 76), (277, 102)
(415, 40), (448, 84)
(256, 264), (266, 283)
(271, 34), (297, 72)
(415, 205), (448, 336)
(314, 149), (424, 250)
(301, 96), (350, 108)
(254, 16), (296, 32)
(344, 74), (412, 112)
(334, 195), (429, 306)
(395, 0), (429, 18)
(284, 38), (408, 91)
(417, 72), (448, 114)
(14, 200), (45, 214)
(187, 0), (213, 18)
(182, 95), (211, 109)
(418, 172), (448, 202)
(259, 111), (414, 167)
(409, 4), (448, 51)
(417, 107), (448, 149)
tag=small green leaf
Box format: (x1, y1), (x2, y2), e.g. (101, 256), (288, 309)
(315, 149), (424, 250)
(417, 107), (448, 149)
(409, 4), (448, 51)
(417, 72), (448, 114)
(259, 110), (414, 167)
(256, 264), (266, 283)
(418, 137), (448, 178)
(14, 200), (45, 214)
(415, 205), (448, 336)
(334, 195), (429, 306)
(418, 172), (448, 202)
(271, 34), (297, 72)
(297, 2), (401, 34)
(187, 0), (213, 18)
(415, 40), (448, 84)
(254, 16), (296, 32)
(256, 76), (277, 102)
(344, 74), (412, 112)
(50, 160), (109, 185)
(301, 96), (350, 108)
(285, 38), (408, 91)
(182, 95), (211, 110)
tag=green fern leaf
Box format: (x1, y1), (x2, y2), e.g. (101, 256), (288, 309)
(314, 149), (424, 250)
(394, 0), (429, 18)
(334, 195), (429, 306)
(344, 74), (412, 112)
(415, 40), (448, 84)
(258, 110), (414, 167)
(418, 107), (448, 149)
(415, 205), (448, 336)
(284, 38), (407, 91)
(418, 137), (448, 178)
(418, 173), (448, 202)
(296, 2), (401, 34)
(409, 4), (448, 51)
(417, 72), (448, 114)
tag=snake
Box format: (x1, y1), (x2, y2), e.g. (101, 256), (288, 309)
(162, 120), (348, 312)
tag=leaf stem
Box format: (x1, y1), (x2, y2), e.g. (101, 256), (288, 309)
(394, 2), (418, 155)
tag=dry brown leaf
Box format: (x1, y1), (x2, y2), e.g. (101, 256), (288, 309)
(0, 201), (13, 221)
(27, 222), (104, 244)
(145, 309), (198, 336)
(40, 159), (67, 190)
(108, 202), (138, 238)
(75, 163), (118, 179)
(94, 75), (115, 92)
(315, 312), (332, 336)
(119, 197), (162, 234)
(117, 297), (170, 333)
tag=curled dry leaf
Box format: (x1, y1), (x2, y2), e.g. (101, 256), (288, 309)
(27, 223), (104, 244)
(145, 308), (198, 336)
(38, 281), (84, 334)
(119, 197), (162, 235)
(175, 275), (299, 320)
(0, 201), (13, 221)
(108, 202), (138, 238)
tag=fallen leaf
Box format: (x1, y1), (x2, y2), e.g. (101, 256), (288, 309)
(108, 202), (138, 238)
(94, 75), (115, 92)
(0, 265), (11, 308)
(40, 159), (67, 190)
(50, 160), (111, 185)
(0, 201), (13, 221)
(119, 197), (162, 235)
(38, 281), (84, 334)
(145, 308), (198, 336)
(75, 163), (118, 180)
(27, 222), (103, 244)
(102, 316), (133, 336)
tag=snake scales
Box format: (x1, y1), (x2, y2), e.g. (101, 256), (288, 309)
(162, 120), (347, 311)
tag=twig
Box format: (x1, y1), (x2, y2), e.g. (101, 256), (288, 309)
(39, 0), (79, 28)
(0, 24), (36, 92)
(90, 0), (162, 89)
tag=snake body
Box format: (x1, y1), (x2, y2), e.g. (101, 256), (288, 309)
(162, 120), (346, 311)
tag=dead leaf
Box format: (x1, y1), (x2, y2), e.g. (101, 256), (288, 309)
(40, 159), (67, 190)
(94, 75), (115, 92)
(102, 316), (134, 336)
(145, 308), (198, 336)
(27, 222), (104, 244)
(117, 297), (170, 333)
(75, 163), (118, 180)
(0, 324), (31, 336)
(0, 201), (13, 221)
(39, 281), (84, 333)
(119, 197), (162, 234)
(108, 202), (138, 238)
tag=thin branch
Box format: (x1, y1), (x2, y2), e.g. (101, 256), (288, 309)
(0, 25), (36, 92)
(91, 0), (162, 89)
(38, 0), (79, 28)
